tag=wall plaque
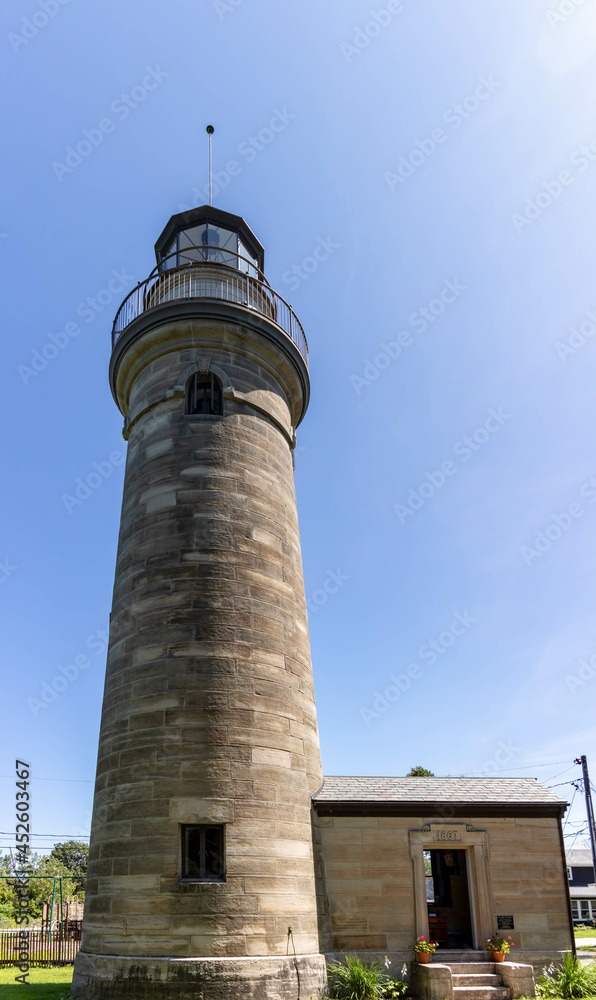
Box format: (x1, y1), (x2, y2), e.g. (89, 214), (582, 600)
(497, 915), (514, 930)
(432, 827), (462, 842)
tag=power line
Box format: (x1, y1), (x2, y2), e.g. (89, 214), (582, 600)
(0, 832), (89, 839)
(565, 829), (584, 852)
(563, 787), (578, 836)
(0, 775), (93, 783)
(459, 759), (573, 775)
(543, 763), (579, 783)
(0, 760), (578, 783)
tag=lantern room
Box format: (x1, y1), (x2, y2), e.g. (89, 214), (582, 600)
(154, 205), (264, 277)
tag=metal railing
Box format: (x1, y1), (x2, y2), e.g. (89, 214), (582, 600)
(111, 254), (308, 366)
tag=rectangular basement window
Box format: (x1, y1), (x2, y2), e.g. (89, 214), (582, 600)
(181, 824), (225, 882)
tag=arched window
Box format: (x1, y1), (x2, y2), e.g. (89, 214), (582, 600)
(186, 372), (223, 416)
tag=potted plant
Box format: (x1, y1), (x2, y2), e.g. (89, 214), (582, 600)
(412, 935), (439, 964)
(486, 935), (515, 963)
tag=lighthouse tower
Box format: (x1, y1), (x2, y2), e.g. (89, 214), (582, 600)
(72, 206), (328, 999)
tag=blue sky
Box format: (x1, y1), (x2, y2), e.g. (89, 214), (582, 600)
(1, 0), (595, 858)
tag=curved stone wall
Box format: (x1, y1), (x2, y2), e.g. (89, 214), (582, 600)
(73, 312), (326, 997)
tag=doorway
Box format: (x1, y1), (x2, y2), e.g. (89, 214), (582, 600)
(425, 849), (474, 950)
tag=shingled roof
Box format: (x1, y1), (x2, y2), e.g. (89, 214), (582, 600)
(313, 776), (567, 817)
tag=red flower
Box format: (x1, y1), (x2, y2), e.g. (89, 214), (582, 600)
(420, 936), (425, 942)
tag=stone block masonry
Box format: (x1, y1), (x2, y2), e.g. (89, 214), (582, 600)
(72, 257), (328, 997)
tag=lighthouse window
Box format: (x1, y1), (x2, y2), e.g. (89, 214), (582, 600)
(181, 825), (225, 881)
(177, 225), (208, 264)
(238, 238), (259, 278)
(186, 372), (223, 416)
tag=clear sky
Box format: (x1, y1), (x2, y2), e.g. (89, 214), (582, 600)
(1, 0), (595, 859)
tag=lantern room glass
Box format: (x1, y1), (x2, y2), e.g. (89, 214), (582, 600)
(161, 222), (259, 277)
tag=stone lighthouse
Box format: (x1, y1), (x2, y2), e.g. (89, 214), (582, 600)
(72, 206), (328, 999)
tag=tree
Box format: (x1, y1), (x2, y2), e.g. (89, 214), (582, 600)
(46, 841), (88, 897)
(0, 841), (88, 925)
(0, 855), (16, 925)
(406, 765), (435, 776)
(48, 842), (88, 876)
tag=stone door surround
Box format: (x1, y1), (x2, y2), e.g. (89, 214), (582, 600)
(409, 824), (494, 950)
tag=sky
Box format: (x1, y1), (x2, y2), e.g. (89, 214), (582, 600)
(0, 0), (595, 860)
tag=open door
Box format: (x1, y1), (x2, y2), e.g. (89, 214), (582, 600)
(425, 849), (474, 950)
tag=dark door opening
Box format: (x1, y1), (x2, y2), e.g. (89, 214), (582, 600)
(425, 849), (474, 950)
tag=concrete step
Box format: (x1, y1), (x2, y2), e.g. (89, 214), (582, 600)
(453, 988), (510, 1000)
(437, 952), (486, 962)
(446, 963), (496, 973)
(452, 974), (504, 987)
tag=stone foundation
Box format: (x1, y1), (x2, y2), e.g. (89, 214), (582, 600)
(71, 952), (329, 999)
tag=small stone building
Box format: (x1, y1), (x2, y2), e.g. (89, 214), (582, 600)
(314, 775), (573, 973)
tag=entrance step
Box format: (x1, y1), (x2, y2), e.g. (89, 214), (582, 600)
(437, 955), (488, 965)
(453, 974), (504, 987)
(452, 989), (509, 1000)
(448, 963), (495, 973)
(448, 962), (510, 1000)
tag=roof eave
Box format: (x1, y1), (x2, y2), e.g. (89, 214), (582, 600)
(312, 799), (567, 820)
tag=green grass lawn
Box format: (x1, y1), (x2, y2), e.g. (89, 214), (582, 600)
(0, 965), (73, 999)
(576, 927), (596, 939)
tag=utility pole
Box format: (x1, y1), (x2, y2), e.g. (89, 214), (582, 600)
(574, 755), (596, 881)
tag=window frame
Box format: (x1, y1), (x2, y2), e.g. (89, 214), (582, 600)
(180, 824), (226, 883)
(185, 371), (223, 416)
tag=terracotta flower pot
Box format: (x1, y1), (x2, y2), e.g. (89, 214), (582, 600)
(417, 952), (431, 963)
(491, 952), (505, 963)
